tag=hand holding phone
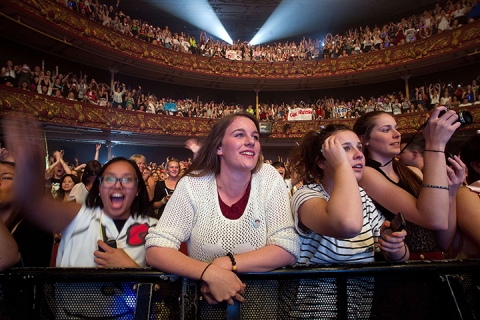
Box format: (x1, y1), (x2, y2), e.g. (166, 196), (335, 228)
(98, 239), (117, 252)
(389, 213), (406, 232)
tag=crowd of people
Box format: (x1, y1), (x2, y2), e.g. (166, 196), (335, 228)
(1, 1), (480, 318)
(62, 0), (480, 62)
(1, 106), (479, 317)
(2, 57), (479, 122)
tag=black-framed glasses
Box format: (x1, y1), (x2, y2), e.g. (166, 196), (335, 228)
(99, 175), (138, 188)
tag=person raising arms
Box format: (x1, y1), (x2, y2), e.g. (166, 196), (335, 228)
(2, 118), (157, 268)
(353, 109), (465, 259)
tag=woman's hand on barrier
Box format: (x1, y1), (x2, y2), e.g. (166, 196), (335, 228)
(201, 264), (246, 305)
(94, 240), (139, 268)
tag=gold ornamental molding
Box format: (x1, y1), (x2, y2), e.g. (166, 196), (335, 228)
(2, 0), (480, 85)
(1, 87), (478, 139)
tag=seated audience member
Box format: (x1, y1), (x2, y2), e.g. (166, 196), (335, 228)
(68, 159), (102, 204)
(450, 133), (480, 258)
(397, 136), (425, 171)
(0, 158), (53, 271)
(353, 109), (465, 260)
(2, 117), (157, 268)
(146, 113), (300, 306)
(287, 125), (408, 318)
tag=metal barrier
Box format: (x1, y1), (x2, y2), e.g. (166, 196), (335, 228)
(1, 260), (479, 320)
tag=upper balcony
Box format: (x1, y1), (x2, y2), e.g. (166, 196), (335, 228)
(1, 0), (480, 91)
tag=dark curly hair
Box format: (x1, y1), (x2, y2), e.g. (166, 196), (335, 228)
(289, 124), (351, 185)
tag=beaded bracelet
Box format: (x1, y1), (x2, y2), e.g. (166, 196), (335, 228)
(421, 184), (449, 190)
(200, 263), (212, 281)
(385, 244), (408, 262)
(424, 149), (444, 153)
(226, 252), (237, 273)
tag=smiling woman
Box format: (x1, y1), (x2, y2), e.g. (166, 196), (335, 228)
(353, 109), (466, 258)
(1, 117), (158, 268)
(145, 112), (300, 307)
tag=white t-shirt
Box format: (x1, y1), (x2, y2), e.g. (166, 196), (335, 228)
(67, 182), (89, 204)
(57, 206), (157, 267)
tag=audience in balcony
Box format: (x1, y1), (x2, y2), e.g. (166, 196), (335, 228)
(4, 59), (480, 121)
(61, 0), (479, 63)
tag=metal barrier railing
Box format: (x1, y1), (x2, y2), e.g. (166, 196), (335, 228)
(1, 260), (479, 320)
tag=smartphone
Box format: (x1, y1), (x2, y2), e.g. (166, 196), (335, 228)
(98, 239), (117, 252)
(390, 213), (406, 232)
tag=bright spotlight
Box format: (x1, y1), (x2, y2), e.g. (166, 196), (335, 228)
(153, 0), (233, 44)
(249, 0), (326, 45)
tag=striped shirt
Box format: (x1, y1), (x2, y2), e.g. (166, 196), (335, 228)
(292, 183), (385, 265)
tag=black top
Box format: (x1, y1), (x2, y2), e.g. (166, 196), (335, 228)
(366, 158), (438, 252)
(12, 218), (53, 267)
(153, 180), (175, 218)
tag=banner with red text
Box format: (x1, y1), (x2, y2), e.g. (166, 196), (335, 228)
(288, 108), (313, 121)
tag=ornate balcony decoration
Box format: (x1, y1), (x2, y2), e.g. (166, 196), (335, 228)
(1, 0), (480, 91)
(1, 87), (478, 140)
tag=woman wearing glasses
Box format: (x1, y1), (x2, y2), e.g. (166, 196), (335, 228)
(1, 119), (157, 267)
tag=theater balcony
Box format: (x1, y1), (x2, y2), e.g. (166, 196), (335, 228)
(0, 0), (479, 149)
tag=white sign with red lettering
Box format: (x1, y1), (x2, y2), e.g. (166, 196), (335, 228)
(288, 108), (313, 121)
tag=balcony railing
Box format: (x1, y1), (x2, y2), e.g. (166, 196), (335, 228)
(1, 0), (480, 90)
(1, 86), (479, 140)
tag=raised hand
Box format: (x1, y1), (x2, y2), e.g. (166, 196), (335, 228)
(321, 135), (350, 170)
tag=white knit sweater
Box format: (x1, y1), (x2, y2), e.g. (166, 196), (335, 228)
(145, 164), (300, 263)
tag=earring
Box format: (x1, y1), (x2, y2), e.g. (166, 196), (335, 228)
(136, 193), (139, 197)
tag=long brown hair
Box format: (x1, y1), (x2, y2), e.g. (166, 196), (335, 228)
(184, 113), (263, 178)
(289, 124), (351, 185)
(353, 111), (421, 197)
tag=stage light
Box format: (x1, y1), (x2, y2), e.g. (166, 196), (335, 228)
(249, 0), (327, 46)
(153, 0), (233, 44)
